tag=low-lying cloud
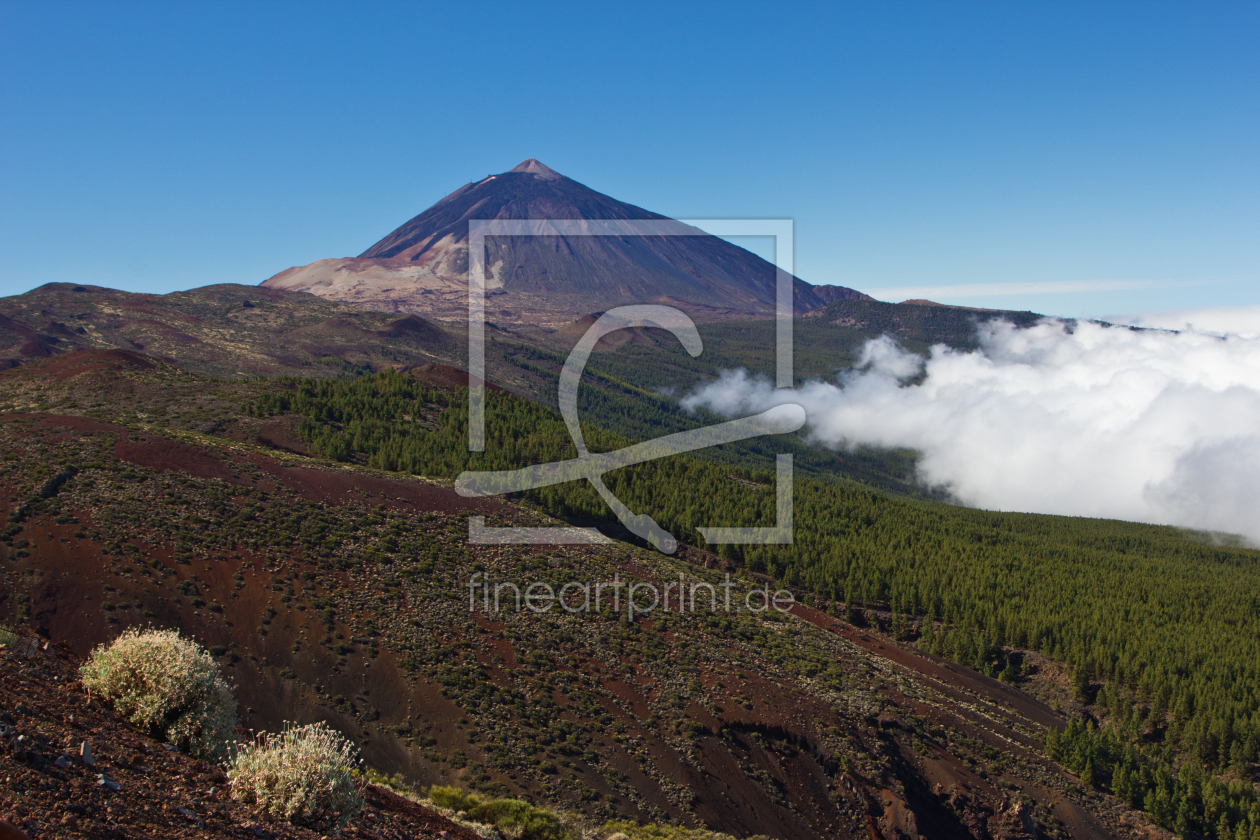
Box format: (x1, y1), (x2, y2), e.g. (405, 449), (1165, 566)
(682, 316), (1260, 543)
(1108, 304), (1260, 340)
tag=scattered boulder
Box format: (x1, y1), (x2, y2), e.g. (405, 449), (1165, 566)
(0, 819), (30, 840)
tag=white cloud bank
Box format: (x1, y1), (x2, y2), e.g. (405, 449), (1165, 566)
(682, 316), (1260, 542)
(1107, 304), (1260, 340)
(862, 278), (1177, 302)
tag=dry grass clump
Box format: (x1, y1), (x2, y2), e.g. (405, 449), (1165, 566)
(229, 721), (363, 831)
(79, 627), (237, 762)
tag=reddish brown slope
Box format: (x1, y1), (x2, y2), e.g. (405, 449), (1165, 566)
(0, 642), (483, 840)
(0, 407), (1162, 840)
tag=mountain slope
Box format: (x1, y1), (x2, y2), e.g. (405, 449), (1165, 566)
(0, 351), (1165, 840)
(262, 159), (871, 327)
(806, 297), (1045, 348)
(0, 640), (483, 839)
(0, 282), (459, 378)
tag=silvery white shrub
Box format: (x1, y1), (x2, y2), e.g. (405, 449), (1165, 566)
(229, 721), (364, 830)
(79, 627), (237, 762)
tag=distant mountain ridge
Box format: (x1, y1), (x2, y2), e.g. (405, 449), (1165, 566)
(263, 159), (872, 328)
(0, 282), (460, 378)
(807, 297), (1044, 349)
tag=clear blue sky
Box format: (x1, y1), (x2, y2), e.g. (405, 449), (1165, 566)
(1, 0), (1256, 319)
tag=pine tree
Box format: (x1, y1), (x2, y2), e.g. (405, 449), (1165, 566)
(1072, 662), (1090, 701)
(1081, 759), (1097, 789)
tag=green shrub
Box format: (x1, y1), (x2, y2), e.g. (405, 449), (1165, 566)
(428, 785), (567, 840)
(364, 767), (410, 794)
(79, 627), (237, 762)
(427, 784), (478, 812)
(229, 721), (363, 831)
(600, 822), (767, 840)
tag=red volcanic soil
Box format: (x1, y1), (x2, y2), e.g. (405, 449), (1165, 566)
(0, 411), (1150, 840)
(778, 605), (1123, 839)
(899, 299), (1013, 314)
(17, 341), (56, 359)
(248, 461), (504, 515)
(0, 644), (483, 840)
(1, 348), (156, 382)
(402, 363), (503, 393)
(789, 602), (1064, 742)
(255, 418), (313, 457)
(13, 413), (505, 516)
(552, 314), (670, 351)
(114, 434), (239, 482)
(26, 414), (131, 437)
(0, 414), (511, 807)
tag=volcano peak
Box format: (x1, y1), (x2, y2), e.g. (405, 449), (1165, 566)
(508, 158), (564, 180)
(261, 159), (873, 326)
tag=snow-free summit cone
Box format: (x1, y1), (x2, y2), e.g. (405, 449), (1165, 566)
(508, 158), (563, 180)
(262, 159), (872, 327)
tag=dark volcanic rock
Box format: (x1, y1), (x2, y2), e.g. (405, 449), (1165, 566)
(263, 159), (872, 327)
